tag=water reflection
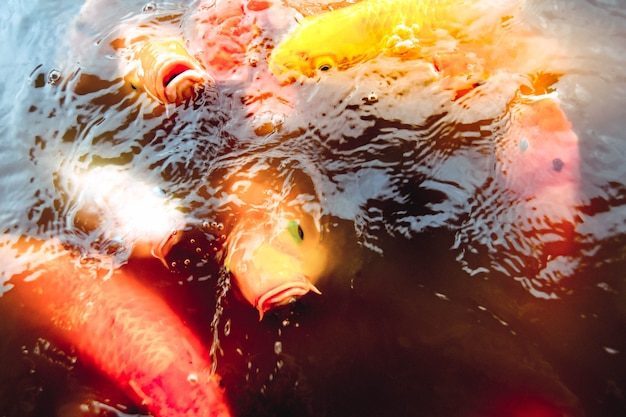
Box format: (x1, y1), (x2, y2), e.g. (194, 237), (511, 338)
(1, 0), (626, 417)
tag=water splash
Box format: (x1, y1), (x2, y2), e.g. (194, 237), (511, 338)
(209, 268), (231, 374)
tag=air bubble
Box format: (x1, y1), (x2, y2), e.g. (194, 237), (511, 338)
(47, 69), (61, 85)
(274, 341), (282, 355)
(248, 54), (259, 67)
(143, 2), (156, 12)
(363, 92), (378, 104)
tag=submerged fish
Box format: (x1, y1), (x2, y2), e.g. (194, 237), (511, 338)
(269, 0), (520, 79)
(0, 237), (232, 417)
(496, 94), (581, 221)
(124, 38), (212, 105)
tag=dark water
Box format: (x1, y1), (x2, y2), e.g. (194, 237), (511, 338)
(1, 0), (626, 416)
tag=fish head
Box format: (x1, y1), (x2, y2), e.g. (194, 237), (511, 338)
(124, 38), (212, 104)
(269, 39), (338, 81)
(226, 206), (327, 319)
(269, 12), (368, 81)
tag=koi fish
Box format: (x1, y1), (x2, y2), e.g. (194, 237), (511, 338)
(153, 200), (327, 320)
(0, 237), (232, 417)
(225, 210), (326, 319)
(268, 0), (520, 80)
(497, 94), (580, 220)
(124, 38), (212, 105)
(207, 174), (327, 319)
(188, 0), (298, 132)
(150, 170), (328, 319)
(158, 202), (327, 320)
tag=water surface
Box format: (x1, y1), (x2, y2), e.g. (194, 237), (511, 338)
(1, 0), (625, 416)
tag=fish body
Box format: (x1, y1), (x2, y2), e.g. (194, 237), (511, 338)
(269, 0), (509, 79)
(1, 238), (232, 417)
(497, 95), (580, 220)
(189, 0), (299, 131)
(124, 38), (212, 105)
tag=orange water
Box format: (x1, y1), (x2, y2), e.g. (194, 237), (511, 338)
(1, 0), (625, 416)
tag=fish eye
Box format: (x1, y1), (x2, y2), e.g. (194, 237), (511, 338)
(287, 220), (304, 243)
(314, 56), (334, 72)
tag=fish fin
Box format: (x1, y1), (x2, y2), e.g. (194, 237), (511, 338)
(129, 379), (153, 406)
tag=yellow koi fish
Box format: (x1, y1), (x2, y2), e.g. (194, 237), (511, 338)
(269, 0), (516, 79)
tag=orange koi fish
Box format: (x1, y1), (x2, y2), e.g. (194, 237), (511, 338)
(0, 237), (232, 417)
(221, 173), (327, 318)
(124, 38), (212, 105)
(155, 163), (328, 319)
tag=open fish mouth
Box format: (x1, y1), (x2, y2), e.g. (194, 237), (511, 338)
(152, 229), (182, 268)
(157, 59), (212, 104)
(255, 280), (321, 320)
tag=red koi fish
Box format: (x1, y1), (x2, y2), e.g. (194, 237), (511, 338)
(187, 0), (297, 131)
(0, 237), (232, 417)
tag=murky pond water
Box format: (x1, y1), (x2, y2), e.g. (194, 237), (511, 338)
(1, 0), (626, 416)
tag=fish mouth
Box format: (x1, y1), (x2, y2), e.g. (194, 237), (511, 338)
(151, 229), (182, 268)
(157, 59), (212, 104)
(255, 281), (321, 320)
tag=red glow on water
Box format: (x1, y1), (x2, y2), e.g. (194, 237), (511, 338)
(491, 395), (565, 417)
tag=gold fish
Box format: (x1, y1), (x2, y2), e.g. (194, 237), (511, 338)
(125, 38), (212, 104)
(225, 211), (326, 319)
(269, 0), (512, 80)
(222, 176), (327, 319)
